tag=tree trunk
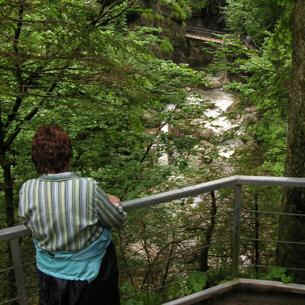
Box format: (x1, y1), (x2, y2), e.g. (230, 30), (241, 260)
(1, 160), (15, 227)
(0, 155), (17, 303)
(277, 0), (305, 283)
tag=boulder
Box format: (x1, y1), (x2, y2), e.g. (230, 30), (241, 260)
(195, 128), (216, 140)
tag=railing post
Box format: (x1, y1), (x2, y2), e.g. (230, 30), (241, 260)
(232, 184), (242, 277)
(10, 238), (28, 305)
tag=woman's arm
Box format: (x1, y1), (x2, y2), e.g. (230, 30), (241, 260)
(95, 184), (127, 229)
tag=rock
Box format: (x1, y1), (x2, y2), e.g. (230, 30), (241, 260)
(226, 99), (240, 113)
(245, 106), (257, 113)
(242, 107), (258, 125)
(146, 128), (159, 135)
(198, 140), (214, 150)
(206, 72), (230, 89)
(206, 77), (222, 89)
(242, 113), (257, 124)
(193, 140), (217, 165)
(195, 128), (216, 140)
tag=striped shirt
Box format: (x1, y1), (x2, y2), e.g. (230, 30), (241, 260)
(18, 172), (126, 252)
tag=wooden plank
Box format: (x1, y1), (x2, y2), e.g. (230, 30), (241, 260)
(10, 239), (28, 305)
(185, 33), (224, 44)
(162, 279), (240, 305)
(238, 278), (305, 295)
(0, 225), (30, 241)
(162, 279), (305, 305)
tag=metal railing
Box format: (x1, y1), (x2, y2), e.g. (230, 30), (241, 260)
(1, 175), (305, 305)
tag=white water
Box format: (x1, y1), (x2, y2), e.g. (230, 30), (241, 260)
(194, 89), (237, 134)
(158, 88), (241, 165)
(158, 104), (176, 165)
(155, 88), (243, 209)
(189, 89), (240, 158)
(185, 89), (240, 207)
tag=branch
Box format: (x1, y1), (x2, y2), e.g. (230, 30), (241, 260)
(91, 0), (125, 27)
(13, 2), (24, 76)
(2, 0), (134, 150)
(94, 0), (137, 28)
(160, 233), (175, 290)
(117, 230), (136, 287)
(5, 66), (47, 129)
(3, 105), (40, 151)
(0, 100), (3, 149)
(140, 121), (168, 163)
(13, 0), (25, 56)
(3, 81), (58, 151)
(5, 0), (26, 130)
(5, 96), (23, 129)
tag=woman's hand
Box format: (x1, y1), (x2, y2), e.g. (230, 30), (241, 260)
(108, 194), (121, 206)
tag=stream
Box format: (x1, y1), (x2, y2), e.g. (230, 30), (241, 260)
(185, 86), (245, 176)
(191, 88), (241, 159)
(159, 84), (249, 173)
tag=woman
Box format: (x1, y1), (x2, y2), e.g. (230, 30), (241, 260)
(18, 125), (126, 305)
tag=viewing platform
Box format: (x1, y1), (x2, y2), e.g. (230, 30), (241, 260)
(1, 175), (305, 304)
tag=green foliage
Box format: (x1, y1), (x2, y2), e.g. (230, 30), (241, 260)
(224, 0), (291, 45)
(0, 0), (206, 223)
(167, 271), (207, 299)
(185, 271), (208, 293)
(160, 38), (174, 55)
(0, 1), (209, 300)
(121, 272), (205, 305)
(2, 0), (300, 302)
(209, 0), (293, 176)
(262, 267), (294, 284)
(203, 266), (235, 287)
(141, 9), (159, 23)
(121, 282), (162, 305)
(189, 0), (208, 10)
(137, 0), (193, 25)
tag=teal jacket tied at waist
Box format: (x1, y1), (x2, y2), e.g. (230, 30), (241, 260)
(35, 228), (112, 282)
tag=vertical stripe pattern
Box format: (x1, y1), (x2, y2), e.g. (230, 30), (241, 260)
(18, 172), (126, 252)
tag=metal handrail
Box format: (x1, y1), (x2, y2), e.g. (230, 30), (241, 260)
(2, 175), (305, 305)
(123, 175), (305, 209)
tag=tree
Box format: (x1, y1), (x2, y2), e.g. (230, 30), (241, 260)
(0, 0), (138, 227)
(0, 0), (208, 302)
(277, 0), (305, 282)
(0, 0), (141, 300)
(214, 0), (291, 176)
(225, 0), (285, 44)
(0, 0), (205, 228)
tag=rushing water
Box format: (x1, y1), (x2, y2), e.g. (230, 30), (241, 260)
(202, 89), (237, 133)
(158, 87), (241, 165)
(189, 88), (241, 159)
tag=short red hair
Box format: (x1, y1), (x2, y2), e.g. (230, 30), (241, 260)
(32, 125), (72, 174)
